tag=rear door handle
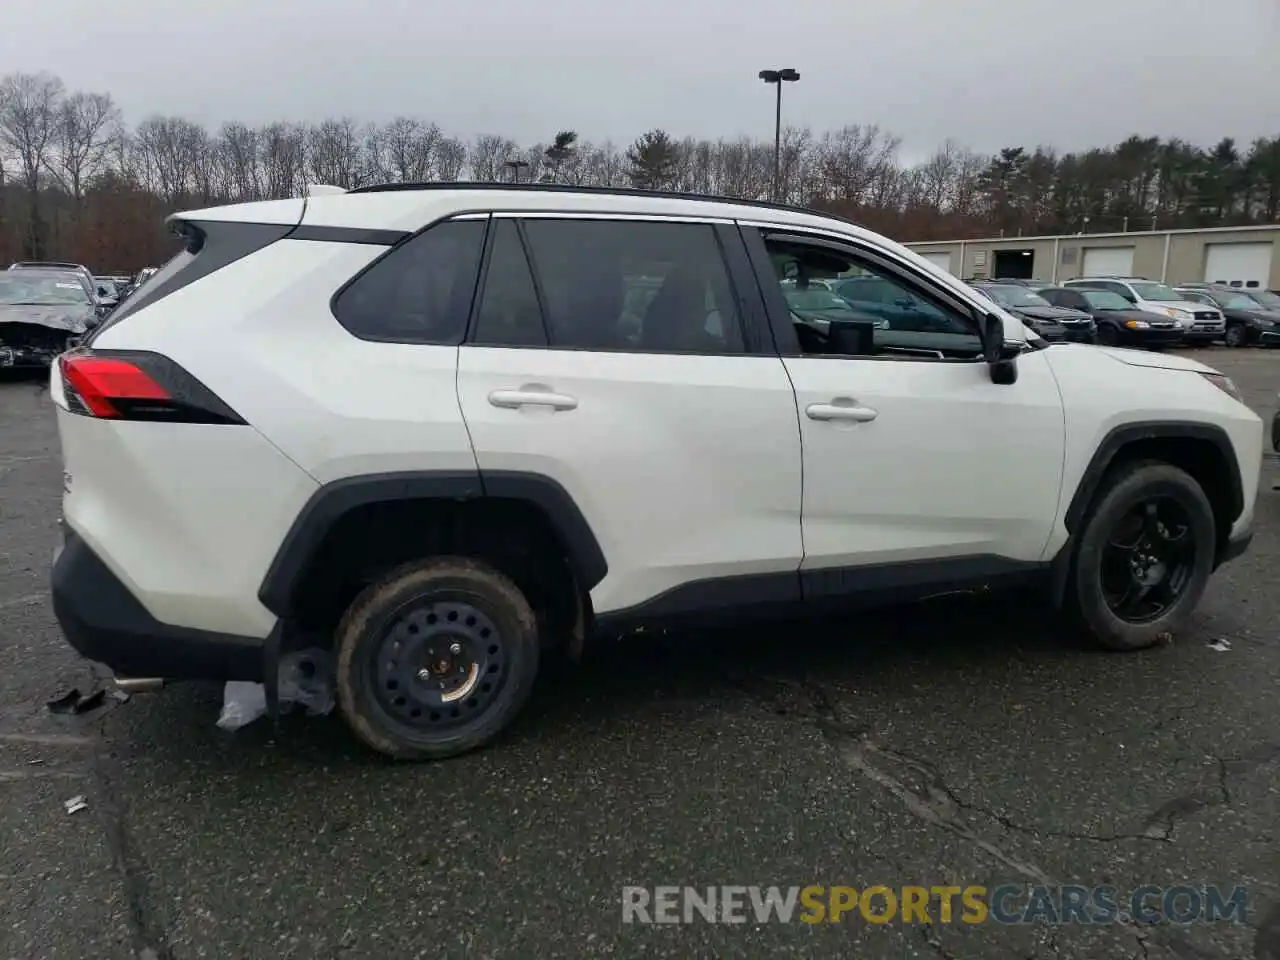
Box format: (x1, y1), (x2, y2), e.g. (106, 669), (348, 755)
(488, 389), (578, 411)
(806, 401), (878, 423)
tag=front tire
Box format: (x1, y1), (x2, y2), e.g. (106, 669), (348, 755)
(1223, 324), (1249, 348)
(1096, 324), (1119, 346)
(1068, 462), (1215, 651)
(335, 557), (540, 760)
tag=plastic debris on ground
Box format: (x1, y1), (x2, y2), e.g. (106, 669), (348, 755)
(1207, 638), (1232, 653)
(64, 795), (88, 815)
(216, 648), (335, 731)
(46, 687), (107, 715)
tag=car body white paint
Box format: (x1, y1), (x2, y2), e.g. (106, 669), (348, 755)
(50, 187), (1264, 638)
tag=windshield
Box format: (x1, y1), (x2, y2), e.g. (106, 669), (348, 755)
(94, 278), (118, 296)
(1243, 289), (1280, 309)
(1080, 290), (1132, 311)
(1216, 293), (1262, 310)
(1128, 282), (1183, 302)
(983, 285), (1050, 308)
(785, 288), (857, 312)
(0, 274), (91, 305)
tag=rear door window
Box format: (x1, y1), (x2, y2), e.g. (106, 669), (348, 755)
(519, 219), (745, 354)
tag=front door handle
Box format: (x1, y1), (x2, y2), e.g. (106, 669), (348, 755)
(806, 400), (878, 423)
(488, 389), (578, 411)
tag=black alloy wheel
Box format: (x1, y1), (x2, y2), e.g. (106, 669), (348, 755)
(1099, 498), (1196, 625)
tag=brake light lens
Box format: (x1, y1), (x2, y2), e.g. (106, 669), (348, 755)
(60, 355), (169, 418)
(57, 349), (245, 425)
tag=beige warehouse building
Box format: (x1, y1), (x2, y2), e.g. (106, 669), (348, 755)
(905, 224), (1280, 291)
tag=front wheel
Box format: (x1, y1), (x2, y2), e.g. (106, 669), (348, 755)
(1067, 462), (1215, 651)
(1223, 324), (1249, 348)
(1096, 324), (1120, 346)
(335, 557), (540, 760)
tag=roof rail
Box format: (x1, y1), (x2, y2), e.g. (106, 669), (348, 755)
(345, 180), (857, 225)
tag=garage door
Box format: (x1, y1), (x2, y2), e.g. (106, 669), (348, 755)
(1081, 246), (1135, 277)
(1204, 242), (1273, 288)
(918, 251), (953, 274)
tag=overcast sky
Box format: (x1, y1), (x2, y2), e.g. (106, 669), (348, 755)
(8, 0), (1279, 159)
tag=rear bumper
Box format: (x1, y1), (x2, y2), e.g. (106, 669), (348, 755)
(51, 529), (265, 681)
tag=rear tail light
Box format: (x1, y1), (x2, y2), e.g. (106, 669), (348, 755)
(58, 350), (245, 425)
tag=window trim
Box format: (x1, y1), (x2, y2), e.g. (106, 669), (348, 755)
(461, 214), (766, 358)
(739, 225), (990, 363)
(328, 214), (491, 346)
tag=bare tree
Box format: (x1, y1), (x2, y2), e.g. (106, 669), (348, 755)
(217, 122), (264, 201)
(47, 91), (120, 215)
(261, 122), (307, 199)
(373, 117), (440, 183)
(0, 71), (65, 256)
(435, 136), (466, 182)
(916, 138), (963, 212)
(307, 118), (368, 189)
(469, 134), (518, 182)
(134, 116), (209, 204)
(815, 124), (900, 204)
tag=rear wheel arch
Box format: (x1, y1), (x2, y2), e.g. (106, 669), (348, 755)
(259, 470), (607, 635)
(1063, 422), (1243, 564)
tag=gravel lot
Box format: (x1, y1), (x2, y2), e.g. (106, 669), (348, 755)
(1, 349), (1277, 960)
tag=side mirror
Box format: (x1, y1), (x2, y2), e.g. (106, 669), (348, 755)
(827, 318), (878, 356)
(983, 313), (1019, 385)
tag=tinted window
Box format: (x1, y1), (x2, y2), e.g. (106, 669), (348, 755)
(521, 220), (744, 354)
(333, 219), (485, 344)
(473, 221), (547, 347)
(769, 239), (980, 359)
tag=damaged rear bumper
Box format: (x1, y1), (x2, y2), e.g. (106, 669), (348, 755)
(50, 529), (267, 682)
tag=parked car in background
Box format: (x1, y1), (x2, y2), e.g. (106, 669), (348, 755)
(970, 282), (1092, 343)
(1174, 285), (1280, 347)
(0, 270), (101, 368)
(92, 277), (122, 308)
(1063, 277), (1224, 344)
(1038, 285), (1185, 348)
(104, 272), (136, 299)
(10, 261), (97, 300)
(990, 278), (1057, 289)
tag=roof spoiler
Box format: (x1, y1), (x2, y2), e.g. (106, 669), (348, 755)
(305, 184), (347, 197)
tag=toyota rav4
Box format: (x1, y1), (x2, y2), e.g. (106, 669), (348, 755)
(49, 184), (1263, 760)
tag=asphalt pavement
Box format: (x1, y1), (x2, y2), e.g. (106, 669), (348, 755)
(1, 350), (1278, 960)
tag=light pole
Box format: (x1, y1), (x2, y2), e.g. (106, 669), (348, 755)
(758, 68), (799, 202)
(503, 158), (530, 183)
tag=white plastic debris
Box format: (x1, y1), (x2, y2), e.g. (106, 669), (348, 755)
(1207, 639), (1232, 653)
(216, 648), (335, 731)
(64, 795), (88, 815)
(216, 681), (268, 730)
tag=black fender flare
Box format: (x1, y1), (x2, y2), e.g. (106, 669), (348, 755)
(1062, 421), (1243, 534)
(258, 469), (607, 618)
(1048, 420), (1243, 608)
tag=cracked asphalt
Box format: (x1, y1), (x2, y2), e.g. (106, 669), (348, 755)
(1, 349), (1278, 960)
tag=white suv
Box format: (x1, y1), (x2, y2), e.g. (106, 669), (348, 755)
(48, 185), (1262, 760)
(1064, 276), (1226, 343)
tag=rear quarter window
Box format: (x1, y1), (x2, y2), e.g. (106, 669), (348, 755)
(332, 219), (486, 344)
